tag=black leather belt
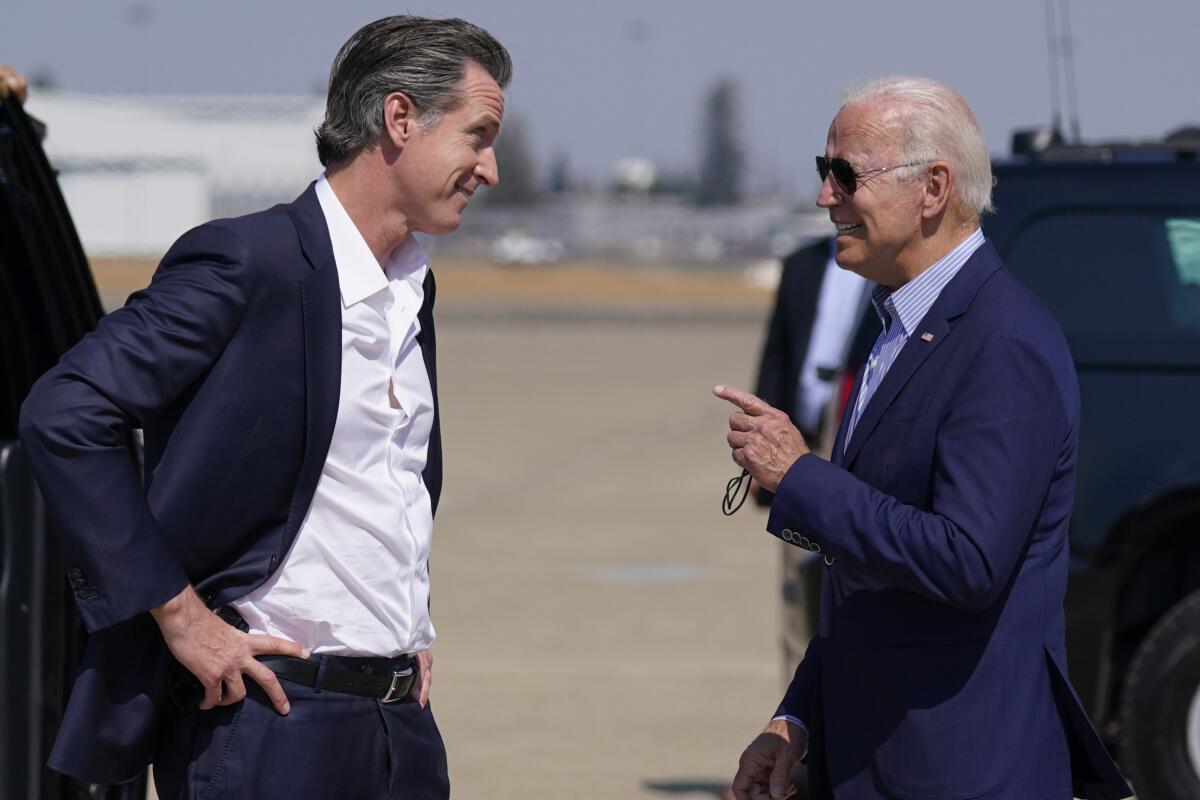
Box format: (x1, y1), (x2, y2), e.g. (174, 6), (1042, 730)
(256, 654), (416, 703)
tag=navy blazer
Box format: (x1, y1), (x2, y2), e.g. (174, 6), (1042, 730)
(18, 184), (443, 784)
(767, 242), (1131, 800)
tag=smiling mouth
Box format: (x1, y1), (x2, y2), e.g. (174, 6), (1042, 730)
(835, 223), (863, 235)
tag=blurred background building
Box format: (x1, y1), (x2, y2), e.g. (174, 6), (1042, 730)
(29, 92), (324, 256)
(28, 86), (829, 267)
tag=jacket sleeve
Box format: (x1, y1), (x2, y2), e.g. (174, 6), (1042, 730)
(18, 222), (253, 632)
(776, 635), (821, 726)
(766, 333), (1069, 612)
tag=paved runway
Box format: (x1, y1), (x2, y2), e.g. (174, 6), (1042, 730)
(429, 270), (783, 799)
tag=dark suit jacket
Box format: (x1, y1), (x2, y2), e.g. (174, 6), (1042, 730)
(767, 241), (1131, 800)
(18, 183), (443, 784)
(754, 238), (830, 438)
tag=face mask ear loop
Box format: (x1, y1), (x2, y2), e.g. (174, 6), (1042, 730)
(722, 468), (751, 516)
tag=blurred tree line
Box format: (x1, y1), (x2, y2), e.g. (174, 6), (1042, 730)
(695, 78), (744, 207)
(483, 76), (746, 207)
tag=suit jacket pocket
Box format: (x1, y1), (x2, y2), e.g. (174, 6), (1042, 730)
(878, 396), (932, 424)
(858, 397), (933, 492)
(869, 640), (1006, 800)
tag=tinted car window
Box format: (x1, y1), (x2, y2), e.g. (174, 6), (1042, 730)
(1004, 211), (1200, 366)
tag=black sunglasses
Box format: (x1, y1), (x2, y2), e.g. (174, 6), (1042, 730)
(815, 156), (932, 195)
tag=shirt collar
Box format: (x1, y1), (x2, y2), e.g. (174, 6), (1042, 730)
(383, 233), (429, 293)
(870, 228), (985, 336)
(314, 174), (429, 308)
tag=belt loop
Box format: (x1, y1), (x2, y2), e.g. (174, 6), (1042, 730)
(313, 654), (329, 694)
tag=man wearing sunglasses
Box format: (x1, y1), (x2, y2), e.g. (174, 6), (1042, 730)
(717, 77), (1131, 800)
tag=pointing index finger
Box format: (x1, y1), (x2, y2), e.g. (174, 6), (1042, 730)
(714, 385), (771, 416)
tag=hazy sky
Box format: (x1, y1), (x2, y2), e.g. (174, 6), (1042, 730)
(7, 0), (1198, 198)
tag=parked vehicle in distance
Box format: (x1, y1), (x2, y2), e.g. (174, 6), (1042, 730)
(489, 228), (566, 265)
(782, 128), (1200, 800)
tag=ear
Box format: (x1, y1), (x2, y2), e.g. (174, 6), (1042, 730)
(920, 161), (953, 220)
(383, 91), (419, 148)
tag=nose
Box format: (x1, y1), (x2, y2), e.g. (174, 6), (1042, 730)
(816, 173), (842, 209)
(476, 146), (499, 188)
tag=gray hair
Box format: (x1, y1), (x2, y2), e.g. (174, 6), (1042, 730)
(841, 76), (994, 218)
(315, 16), (512, 167)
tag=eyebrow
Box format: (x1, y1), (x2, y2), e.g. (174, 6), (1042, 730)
(471, 114), (501, 134)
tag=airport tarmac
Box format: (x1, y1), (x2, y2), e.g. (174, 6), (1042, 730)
(428, 269), (782, 799)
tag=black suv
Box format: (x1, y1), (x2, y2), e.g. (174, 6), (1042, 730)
(1, 95), (147, 798)
(785, 132), (1200, 800)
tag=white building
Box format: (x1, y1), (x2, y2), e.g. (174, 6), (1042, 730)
(26, 92), (325, 256)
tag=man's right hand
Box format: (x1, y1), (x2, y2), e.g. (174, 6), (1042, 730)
(0, 65), (29, 104)
(150, 585), (308, 715)
(732, 718), (808, 800)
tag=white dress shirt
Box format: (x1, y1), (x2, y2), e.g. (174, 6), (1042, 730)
(232, 175), (436, 657)
(794, 242), (869, 434)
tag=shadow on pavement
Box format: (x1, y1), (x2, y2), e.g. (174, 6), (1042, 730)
(643, 779), (731, 797)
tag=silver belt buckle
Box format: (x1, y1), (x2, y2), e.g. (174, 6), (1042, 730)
(381, 666), (414, 703)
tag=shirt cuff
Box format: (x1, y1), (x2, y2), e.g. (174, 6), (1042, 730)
(771, 714), (808, 735)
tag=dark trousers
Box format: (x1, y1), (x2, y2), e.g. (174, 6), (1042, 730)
(153, 659), (449, 800)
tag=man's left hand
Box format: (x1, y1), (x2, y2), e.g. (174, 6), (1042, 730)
(715, 385), (809, 493)
(408, 649), (432, 708)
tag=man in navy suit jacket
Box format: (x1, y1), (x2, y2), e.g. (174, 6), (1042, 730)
(717, 78), (1132, 800)
(19, 16), (510, 798)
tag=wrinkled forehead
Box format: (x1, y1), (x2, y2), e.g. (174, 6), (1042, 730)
(826, 101), (905, 166)
(455, 60), (506, 120)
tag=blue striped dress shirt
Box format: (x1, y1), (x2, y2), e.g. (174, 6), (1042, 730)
(843, 228), (985, 451)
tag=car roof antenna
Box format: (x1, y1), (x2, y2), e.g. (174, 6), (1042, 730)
(1044, 0), (1063, 139)
(1046, 0), (1083, 144)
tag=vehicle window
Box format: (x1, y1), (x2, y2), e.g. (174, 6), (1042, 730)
(1166, 218), (1200, 286)
(1004, 211), (1200, 364)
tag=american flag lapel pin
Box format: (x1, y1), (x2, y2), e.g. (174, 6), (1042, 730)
(920, 332), (935, 342)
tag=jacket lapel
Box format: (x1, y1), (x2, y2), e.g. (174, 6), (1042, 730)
(283, 183), (342, 543)
(830, 362), (864, 468)
(841, 240), (1005, 469)
(841, 315), (949, 468)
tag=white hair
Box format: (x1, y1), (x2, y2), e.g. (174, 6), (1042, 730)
(841, 76), (994, 218)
